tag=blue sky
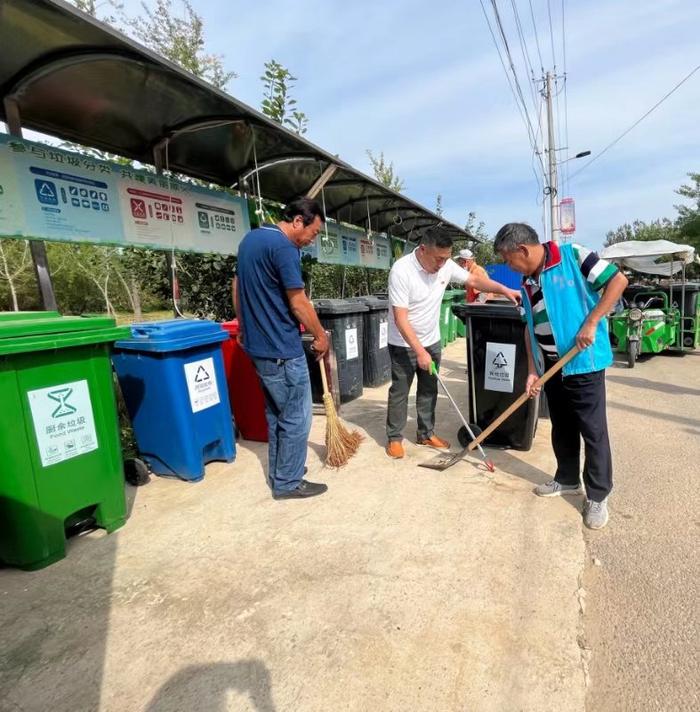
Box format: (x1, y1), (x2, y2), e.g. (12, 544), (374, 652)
(56, 1), (700, 249)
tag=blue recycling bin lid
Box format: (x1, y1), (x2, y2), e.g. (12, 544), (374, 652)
(115, 319), (228, 353)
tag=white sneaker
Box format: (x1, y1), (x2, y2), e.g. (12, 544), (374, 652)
(583, 499), (609, 530)
(534, 479), (582, 497)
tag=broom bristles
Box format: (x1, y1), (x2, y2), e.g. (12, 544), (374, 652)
(323, 392), (362, 468)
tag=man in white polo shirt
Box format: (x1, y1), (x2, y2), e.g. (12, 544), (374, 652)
(386, 228), (519, 459)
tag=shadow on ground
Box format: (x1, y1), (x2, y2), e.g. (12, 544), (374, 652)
(145, 660), (276, 712)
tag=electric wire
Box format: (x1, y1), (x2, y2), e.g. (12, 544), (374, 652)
(561, 0), (570, 196)
(569, 63), (700, 182)
(510, 0), (539, 115)
(546, 0), (557, 71)
(489, 0), (540, 151)
(527, 0), (544, 73)
(478, 0), (545, 187)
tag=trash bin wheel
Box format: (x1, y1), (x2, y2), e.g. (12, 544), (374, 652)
(458, 424), (483, 448)
(124, 458), (150, 487)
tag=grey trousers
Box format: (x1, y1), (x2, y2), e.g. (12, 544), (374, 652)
(386, 341), (442, 442)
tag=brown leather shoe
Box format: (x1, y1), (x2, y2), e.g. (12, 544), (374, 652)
(417, 435), (451, 449)
(386, 441), (405, 459)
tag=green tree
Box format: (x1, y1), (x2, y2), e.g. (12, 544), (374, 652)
(0, 239), (33, 311)
(366, 151), (404, 192)
(675, 172), (700, 253)
(127, 0), (235, 89)
(453, 212), (495, 265)
(72, 0), (123, 23)
(604, 218), (678, 247)
(435, 194), (443, 217)
(260, 60), (309, 135)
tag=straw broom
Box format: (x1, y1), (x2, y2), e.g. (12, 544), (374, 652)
(319, 360), (362, 467)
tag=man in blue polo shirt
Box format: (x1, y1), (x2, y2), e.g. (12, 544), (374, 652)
(234, 197), (329, 500)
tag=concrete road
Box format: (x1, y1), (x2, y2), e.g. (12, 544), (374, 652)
(0, 340), (585, 712)
(583, 350), (700, 712)
(0, 340), (696, 711)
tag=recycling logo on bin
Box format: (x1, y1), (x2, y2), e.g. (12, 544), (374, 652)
(484, 342), (516, 393)
(28, 379), (99, 467)
(345, 327), (358, 359)
(184, 357), (221, 413)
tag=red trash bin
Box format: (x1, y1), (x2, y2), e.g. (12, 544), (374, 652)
(221, 320), (268, 442)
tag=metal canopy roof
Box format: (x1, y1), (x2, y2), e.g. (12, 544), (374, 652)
(0, 0), (472, 242)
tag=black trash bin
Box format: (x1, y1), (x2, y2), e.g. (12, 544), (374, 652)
(313, 299), (368, 403)
(453, 302), (538, 450)
(347, 296), (391, 387)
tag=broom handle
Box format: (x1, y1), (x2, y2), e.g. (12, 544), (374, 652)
(319, 358), (330, 396)
(467, 345), (580, 451)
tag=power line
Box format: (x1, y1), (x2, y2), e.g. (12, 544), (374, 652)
(570, 63), (700, 181)
(527, 0), (544, 73)
(561, 0), (570, 195)
(546, 0), (557, 69)
(509, 0), (539, 114)
(489, 0), (540, 149)
(555, 72), (564, 194)
(478, 0), (546, 184)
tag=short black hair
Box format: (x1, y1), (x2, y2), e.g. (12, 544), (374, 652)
(421, 227), (453, 249)
(281, 197), (325, 226)
(493, 223), (540, 253)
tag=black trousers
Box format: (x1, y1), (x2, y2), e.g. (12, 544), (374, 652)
(544, 368), (613, 502)
(386, 342), (442, 442)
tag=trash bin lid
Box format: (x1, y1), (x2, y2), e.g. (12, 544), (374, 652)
(313, 299), (369, 315)
(115, 318), (228, 353)
(345, 296), (389, 311)
(221, 319), (240, 336)
(0, 314), (129, 356)
(0, 310), (61, 322)
(452, 303), (524, 322)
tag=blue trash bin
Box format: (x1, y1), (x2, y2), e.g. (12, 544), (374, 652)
(112, 319), (235, 481)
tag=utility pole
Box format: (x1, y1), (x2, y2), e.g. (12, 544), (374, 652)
(544, 72), (559, 244)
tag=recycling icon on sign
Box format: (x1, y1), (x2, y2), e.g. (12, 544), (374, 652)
(492, 352), (508, 369)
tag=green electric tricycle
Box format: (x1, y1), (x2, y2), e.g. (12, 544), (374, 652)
(601, 240), (699, 368)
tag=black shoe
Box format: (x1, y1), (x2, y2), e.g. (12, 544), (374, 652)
(273, 479), (327, 499)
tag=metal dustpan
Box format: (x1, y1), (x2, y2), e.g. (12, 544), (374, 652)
(419, 445), (472, 471)
(418, 361), (493, 472)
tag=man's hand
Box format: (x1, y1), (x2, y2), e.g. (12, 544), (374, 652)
(503, 288), (521, 305)
(311, 332), (329, 360)
(526, 372), (541, 398)
(576, 320), (597, 350)
(417, 348), (433, 371)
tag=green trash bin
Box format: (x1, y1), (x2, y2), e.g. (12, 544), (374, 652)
(0, 313), (129, 570)
(452, 289), (467, 338)
(447, 289), (460, 343)
(440, 291), (453, 348)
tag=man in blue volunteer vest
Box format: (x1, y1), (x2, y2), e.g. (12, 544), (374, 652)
(234, 197), (329, 500)
(494, 223), (628, 529)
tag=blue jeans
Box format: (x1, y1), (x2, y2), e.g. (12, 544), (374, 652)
(252, 355), (312, 492)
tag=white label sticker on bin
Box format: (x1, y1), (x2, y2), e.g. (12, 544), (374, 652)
(28, 379), (99, 467)
(484, 342), (517, 393)
(345, 327), (359, 359)
(379, 321), (388, 349)
(184, 357), (221, 413)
